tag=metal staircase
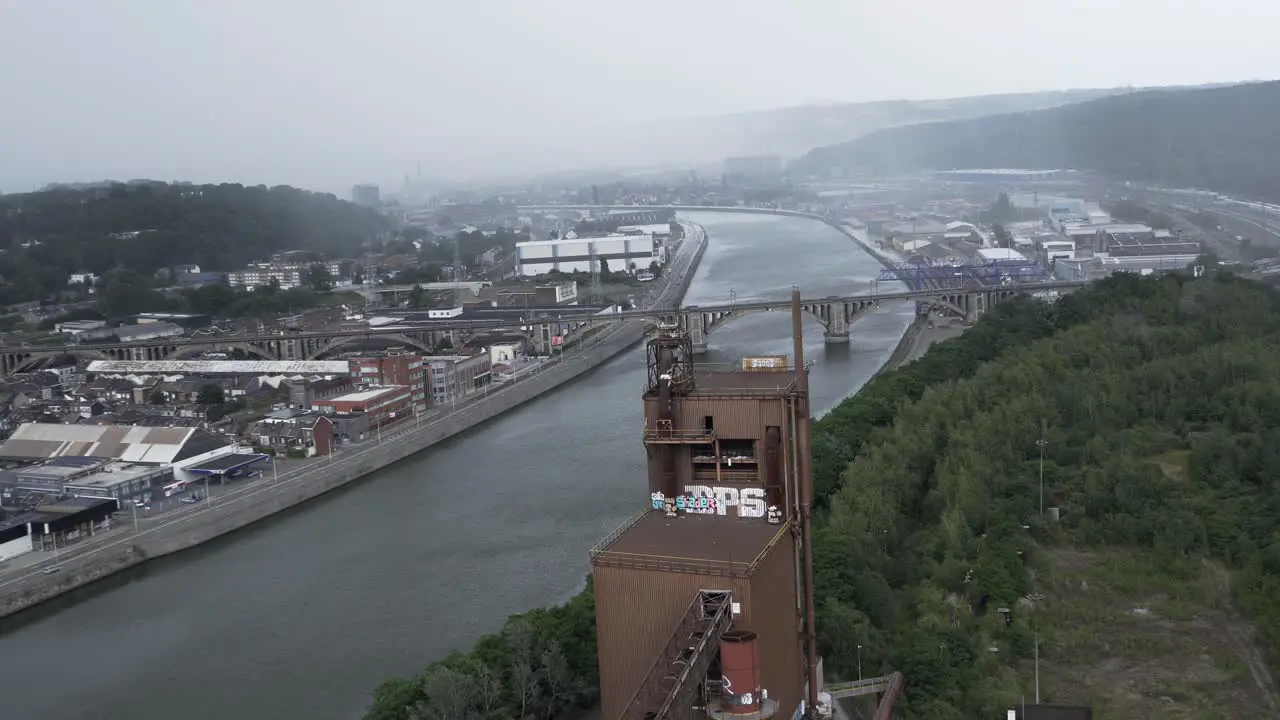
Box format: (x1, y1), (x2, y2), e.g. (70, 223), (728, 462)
(621, 590), (735, 720)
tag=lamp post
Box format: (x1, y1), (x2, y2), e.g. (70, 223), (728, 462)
(1035, 438), (1048, 516)
(857, 643), (863, 684)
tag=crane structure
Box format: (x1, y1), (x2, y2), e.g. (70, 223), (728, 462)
(878, 257), (1048, 290)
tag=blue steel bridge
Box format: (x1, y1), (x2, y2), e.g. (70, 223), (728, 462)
(878, 257), (1049, 291)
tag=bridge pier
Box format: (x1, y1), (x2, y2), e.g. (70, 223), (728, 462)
(822, 331), (850, 344)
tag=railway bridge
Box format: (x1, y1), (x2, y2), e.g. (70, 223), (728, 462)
(662, 280), (1086, 353)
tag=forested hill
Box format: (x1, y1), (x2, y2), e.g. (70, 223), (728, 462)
(812, 271), (1280, 717)
(0, 182), (385, 302)
(792, 80), (1280, 201)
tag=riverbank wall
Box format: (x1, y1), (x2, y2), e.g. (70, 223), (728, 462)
(0, 229), (709, 622)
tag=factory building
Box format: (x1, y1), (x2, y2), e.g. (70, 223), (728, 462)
(588, 297), (850, 720)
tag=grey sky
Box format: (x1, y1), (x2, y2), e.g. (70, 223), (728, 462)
(3, 0), (1277, 193)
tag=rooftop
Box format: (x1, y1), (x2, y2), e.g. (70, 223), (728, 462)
(183, 453), (269, 474)
(63, 462), (169, 490)
(591, 510), (786, 577)
(322, 387), (407, 404)
(0, 423), (228, 464)
(87, 360), (352, 375)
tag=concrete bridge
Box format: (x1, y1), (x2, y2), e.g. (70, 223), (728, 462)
(0, 280), (1087, 374)
(518, 203), (830, 222)
(0, 314), (599, 376)
(661, 280), (1086, 353)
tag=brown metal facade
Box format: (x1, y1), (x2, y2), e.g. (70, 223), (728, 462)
(592, 531), (803, 720)
(748, 531), (803, 719)
(642, 375), (796, 502)
(593, 563), (751, 720)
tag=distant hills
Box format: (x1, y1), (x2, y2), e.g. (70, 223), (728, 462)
(660, 87), (1129, 159)
(0, 182), (385, 305)
(791, 80), (1280, 201)
(521, 88), (1136, 184)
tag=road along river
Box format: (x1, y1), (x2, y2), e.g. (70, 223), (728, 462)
(0, 212), (913, 720)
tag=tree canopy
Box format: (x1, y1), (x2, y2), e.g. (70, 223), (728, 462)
(0, 181), (386, 304)
(793, 80), (1280, 202)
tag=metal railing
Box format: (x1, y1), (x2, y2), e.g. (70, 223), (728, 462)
(642, 427), (716, 442)
(588, 507), (649, 558)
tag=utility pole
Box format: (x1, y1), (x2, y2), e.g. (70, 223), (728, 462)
(1034, 630), (1041, 704)
(588, 243), (603, 305)
(1037, 418), (1048, 516)
(792, 289), (820, 719)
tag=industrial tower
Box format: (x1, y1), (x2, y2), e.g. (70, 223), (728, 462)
(589, 290), (822, 720)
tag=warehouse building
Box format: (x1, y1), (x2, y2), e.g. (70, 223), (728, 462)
(0, 496), (119, 562)
(515, 233), (659, 277)
(86, 360), (353, 377)
(0, 423), (255, 502)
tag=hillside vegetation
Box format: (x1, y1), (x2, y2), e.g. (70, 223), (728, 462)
(793, 80), (1280, 202)
(814, 272), (1280, 717)
(0, 182), (385, 304)
(366, 272), (1280, 719)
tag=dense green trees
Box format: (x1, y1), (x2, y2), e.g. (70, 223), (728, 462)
(0, 182), (385, 304)
(365, 583), (598, 720)
(813, 271), (1280, 715)
(794, 80), (1280, 202)
(367, 271), (1280, 718)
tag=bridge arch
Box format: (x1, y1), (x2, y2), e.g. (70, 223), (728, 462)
(308, 333), (433, 359)
(166, 342), (277, 361)
(696, 304), (830, 337)
(916, 295), (967, 318)
(11, 348), (109, 374)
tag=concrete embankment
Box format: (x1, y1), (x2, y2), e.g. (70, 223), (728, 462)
(0, 230), (709, 621)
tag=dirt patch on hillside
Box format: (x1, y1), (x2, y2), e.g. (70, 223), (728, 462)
(1033, 548), (1279, 719)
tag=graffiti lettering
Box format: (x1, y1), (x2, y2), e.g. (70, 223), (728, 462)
(681, 486), (767, 519)
(654, 488), (766, 518)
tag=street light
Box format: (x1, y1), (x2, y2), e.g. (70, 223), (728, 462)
(1035, 438), (1048, 516)
(857, 643), (863, 683)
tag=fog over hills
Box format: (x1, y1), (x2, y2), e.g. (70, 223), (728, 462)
(790, 80), (1280, 201)
(494, 87), (1132, 187)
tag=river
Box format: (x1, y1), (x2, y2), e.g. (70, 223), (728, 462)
(0, 213), (913, 720)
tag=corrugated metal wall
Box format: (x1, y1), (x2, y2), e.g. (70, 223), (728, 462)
(748, 532), (804, 718)
(593, 532), (804, 719)
(594, 563), (750, 719)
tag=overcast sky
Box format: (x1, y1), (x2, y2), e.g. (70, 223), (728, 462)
(2, 0), (1278, 194)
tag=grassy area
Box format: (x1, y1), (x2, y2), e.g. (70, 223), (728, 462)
(1034, 549), (1279, 719)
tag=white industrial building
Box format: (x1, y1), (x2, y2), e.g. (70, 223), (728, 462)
(515, 233), (660, 277)
(977, 248), (1026, 261)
